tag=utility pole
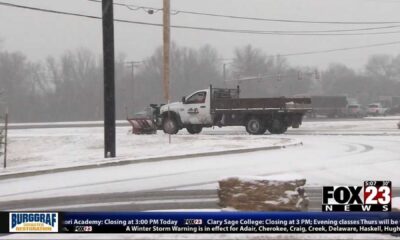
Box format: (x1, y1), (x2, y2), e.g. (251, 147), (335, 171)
(220, 58), (232, 87)
(163, 0), (170, 102)
(102, 0), (116, 158)
(163, 0), (171, 143)
(223, 63), (227, 82)
(125, 61), (142, 114)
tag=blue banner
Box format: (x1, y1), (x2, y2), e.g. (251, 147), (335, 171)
(57, 212), (400, 234)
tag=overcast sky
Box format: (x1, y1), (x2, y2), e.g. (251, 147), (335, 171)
(1, 0), (400, 70)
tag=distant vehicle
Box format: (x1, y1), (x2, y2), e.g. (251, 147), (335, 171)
(386, 104), (400, 115)
(367, 103), (387, 116)
(346, 104), (364, 118)
(378, 96), (400, 115)
(151, 86), (312, 135)
(309, 96), (348, 118)
(379, 96), (400, 107)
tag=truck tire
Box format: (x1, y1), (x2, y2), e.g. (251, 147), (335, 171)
(268, 119), (287, 134)
(187, 125), (203, 134)
(246, 117), (266, 135)
(162, 117), (179, 134)
(292, 122), (300, 129)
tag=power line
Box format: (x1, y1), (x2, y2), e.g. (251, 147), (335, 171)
(3, 2), (400, 36)
(88, 0), (400, 34)
(281, 40), (400, 57)
(0, 2), (399, 59)
(89, 0), (400, 25)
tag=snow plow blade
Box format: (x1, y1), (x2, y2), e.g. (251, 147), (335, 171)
(127, 118), (157, 134)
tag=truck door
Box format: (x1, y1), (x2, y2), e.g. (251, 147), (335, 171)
(181, 91), (211, 125)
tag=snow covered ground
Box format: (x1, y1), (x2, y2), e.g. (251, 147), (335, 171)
(298, 118), (399, 134)
(2, 118), (399, 175)
(1, 119), (399, 239)
(2, 133), (399, 201)
(2, 126), (297, 174)
(0, 118), (399, 201)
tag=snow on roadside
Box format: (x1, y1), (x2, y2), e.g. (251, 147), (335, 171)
(297, 119), (399, 134)
(2, 126), (297, 175)
(364, 116), (400, 120)
(393, 197), (400, 211)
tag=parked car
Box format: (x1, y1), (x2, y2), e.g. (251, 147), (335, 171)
(367, 103), (387, 116)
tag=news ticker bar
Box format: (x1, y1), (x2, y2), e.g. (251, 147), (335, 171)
(2, 212), (400, 234)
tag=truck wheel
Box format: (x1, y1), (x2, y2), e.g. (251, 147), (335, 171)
(268, 126), (287, 134)
(292, 122), (300, 128)
(187, 125), (203, 134)
(162, 117), (179, 134)
(246, 117), (266, 135)
(268, 119), (287, 134)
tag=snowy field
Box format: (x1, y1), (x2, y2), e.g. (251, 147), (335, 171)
(2, 126), (298, 175)
(1, 119), (400, 240)
(2, 118), (399, 175)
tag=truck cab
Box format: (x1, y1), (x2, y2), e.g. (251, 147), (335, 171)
(161, 89), (212, 125)
(159, 89), (213, 134)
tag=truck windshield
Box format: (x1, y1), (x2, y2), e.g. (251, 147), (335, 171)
(186, 91), (206, 104)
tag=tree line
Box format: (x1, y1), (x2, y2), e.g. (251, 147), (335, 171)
(0, 43), (400, 122)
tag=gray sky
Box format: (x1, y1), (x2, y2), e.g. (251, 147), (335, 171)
(1, 0), (400, 70)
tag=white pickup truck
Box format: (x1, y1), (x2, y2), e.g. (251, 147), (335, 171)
(367, 103), (387, 116)
(154, 86), (311, 135)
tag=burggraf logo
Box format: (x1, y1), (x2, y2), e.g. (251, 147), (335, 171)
(9, 212), (58, 232)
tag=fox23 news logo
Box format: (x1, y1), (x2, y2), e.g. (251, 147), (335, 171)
(322, 181), (391, 212)
(9, 212), (58, 233)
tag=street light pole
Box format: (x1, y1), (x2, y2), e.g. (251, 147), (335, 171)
(223, 63), (227, 82)
(126, 61), (142, 113)
(102, 0), (116, 158)
(220, 59), (232, 87)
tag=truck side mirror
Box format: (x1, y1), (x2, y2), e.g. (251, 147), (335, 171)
(181, 96), (186, 103)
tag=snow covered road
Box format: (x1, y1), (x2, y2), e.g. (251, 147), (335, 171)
(1, 122), (400, 208)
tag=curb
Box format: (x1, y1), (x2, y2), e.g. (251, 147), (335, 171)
(0, 141), (302, 180)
